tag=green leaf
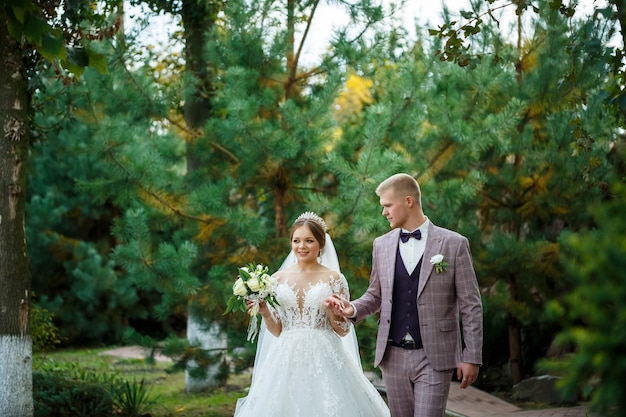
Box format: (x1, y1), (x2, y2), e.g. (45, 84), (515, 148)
(62, 59), (85, 78)
(39, 32), (66, 61)
(66, 47), (90, 68)
(60, 49), (88, 76)
(87, 48), (109, 74)
(238, 267), (252, 280)
(23, 11), (49, 43)
(223, 297), (235, 315)
(8, 5), (27, 24)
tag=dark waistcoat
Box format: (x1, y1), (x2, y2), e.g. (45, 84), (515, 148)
(390, 246), (423, 345)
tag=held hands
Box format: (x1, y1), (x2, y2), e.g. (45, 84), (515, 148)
(324, 294), (355, 318)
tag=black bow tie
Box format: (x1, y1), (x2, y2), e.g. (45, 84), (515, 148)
(400, 229), (422, 243)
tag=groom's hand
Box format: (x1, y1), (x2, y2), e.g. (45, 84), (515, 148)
(325, 294), (355, 317)
(457, 362), (480, 389)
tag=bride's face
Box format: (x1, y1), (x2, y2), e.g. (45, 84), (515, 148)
(291, 225), (321, 264)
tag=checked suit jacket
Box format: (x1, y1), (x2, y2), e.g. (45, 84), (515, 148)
(352, 222), (483, 371)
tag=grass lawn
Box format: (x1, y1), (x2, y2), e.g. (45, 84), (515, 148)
(34, 347), (252, 417)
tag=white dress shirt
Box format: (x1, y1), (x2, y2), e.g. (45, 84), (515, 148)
(399, 218), (429, 274)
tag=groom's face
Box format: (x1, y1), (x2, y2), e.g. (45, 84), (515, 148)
(379, 189), (409, 230)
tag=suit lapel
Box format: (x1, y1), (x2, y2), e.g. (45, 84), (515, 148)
(381, 230), (400, 290)
(418, 224), (444, 298)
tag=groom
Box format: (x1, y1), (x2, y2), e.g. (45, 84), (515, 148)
(327, 173), (483, 417)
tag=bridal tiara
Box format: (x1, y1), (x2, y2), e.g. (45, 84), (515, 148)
(295, 211), (328, 232)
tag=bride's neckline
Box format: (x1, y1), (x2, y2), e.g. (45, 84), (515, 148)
(283, 264), (329, 274)
(277, 270), (335, 292)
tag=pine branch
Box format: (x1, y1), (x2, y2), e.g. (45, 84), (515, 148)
(418, 139), (457, 184)
(106, 148), (214, 225)
(112, 51), (238, 163)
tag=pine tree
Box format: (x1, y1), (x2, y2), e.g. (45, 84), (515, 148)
(28, 72), (156, 344)
(470, 6), (618, 383)
(423, 3), (617, 384)
(544, 181), (626, 416)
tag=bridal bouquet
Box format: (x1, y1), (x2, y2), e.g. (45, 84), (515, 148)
(223, 263), (279, 342)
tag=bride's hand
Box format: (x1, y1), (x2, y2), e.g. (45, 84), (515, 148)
(325, 294), (354, 317)
(246, 299), (270, 317)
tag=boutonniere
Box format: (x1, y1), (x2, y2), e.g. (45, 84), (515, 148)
(430, 254), (449, 274)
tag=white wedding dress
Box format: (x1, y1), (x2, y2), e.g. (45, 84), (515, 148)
(233, 274), (390, 417)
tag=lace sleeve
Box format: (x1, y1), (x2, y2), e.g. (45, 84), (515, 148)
(329, 274), (352, 334)
(328, 273), (362, 368)
(330, 273), (350, 300)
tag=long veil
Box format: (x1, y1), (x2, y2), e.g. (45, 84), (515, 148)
(249, 234), (362, 386)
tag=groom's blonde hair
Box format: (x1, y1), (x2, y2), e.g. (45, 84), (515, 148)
(376, 173), (422, 207)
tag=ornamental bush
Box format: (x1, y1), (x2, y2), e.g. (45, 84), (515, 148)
(31, 304), (62, 353)
(33, 371), (114, 417)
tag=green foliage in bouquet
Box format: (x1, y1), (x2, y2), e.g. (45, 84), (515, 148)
(223, 263), (280, 315)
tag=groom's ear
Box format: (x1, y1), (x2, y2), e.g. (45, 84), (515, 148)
(405, 195), (415, 207)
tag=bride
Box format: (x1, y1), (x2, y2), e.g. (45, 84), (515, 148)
(233, 211), (390, 417)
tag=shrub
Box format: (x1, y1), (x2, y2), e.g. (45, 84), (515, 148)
(112, 378), (158, 417)
(33, 371), (114, 417)
(31, 304), (62, 353)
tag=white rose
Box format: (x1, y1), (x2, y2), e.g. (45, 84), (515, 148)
(260, 274), (271, 285)
(233, 278), (248, 297)
(430, 254), (444, 264)
(247, 277), (261, 293)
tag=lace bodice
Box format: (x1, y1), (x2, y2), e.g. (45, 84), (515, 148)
(272, 274), (350, 333)
(234, 271), (391, 417)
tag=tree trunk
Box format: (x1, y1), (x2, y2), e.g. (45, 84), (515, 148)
(184, 317), (227, 393)
(182, 0), (216, 174)
(181, 0), (221, 391)
(507, 277), (524, 384)
(508, 320), (524, 384)
(0, 12), (34, 417)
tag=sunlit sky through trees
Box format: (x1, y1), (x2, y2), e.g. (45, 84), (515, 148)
(125, 0), (604, 66)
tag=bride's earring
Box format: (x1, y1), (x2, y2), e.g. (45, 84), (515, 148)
(317, 249), (323, 264)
